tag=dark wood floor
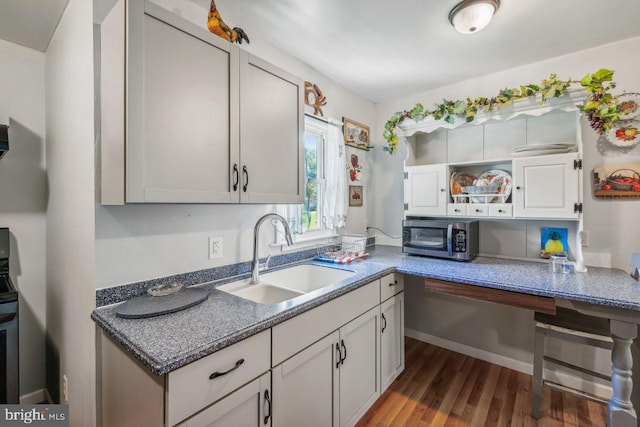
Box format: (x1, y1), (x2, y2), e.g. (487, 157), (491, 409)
(356, 337), (607, 426)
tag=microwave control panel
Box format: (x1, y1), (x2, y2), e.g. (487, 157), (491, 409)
(453, 230), (466, 252)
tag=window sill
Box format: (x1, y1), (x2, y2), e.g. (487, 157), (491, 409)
(270, 229), (339, 252)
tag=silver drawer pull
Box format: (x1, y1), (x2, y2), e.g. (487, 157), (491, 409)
(209, 359), (244, 379)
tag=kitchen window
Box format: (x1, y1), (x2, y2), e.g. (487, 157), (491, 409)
(275, 115), (347, 242)
(302, 118), (326, 232)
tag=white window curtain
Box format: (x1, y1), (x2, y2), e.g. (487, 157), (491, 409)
(275, 116), (347, 236)
(321, 118), (347, 229)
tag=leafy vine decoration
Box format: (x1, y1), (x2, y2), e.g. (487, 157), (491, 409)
(383, 68), (622, 154)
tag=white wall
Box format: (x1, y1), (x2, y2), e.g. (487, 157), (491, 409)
(94, 0), (376, 288)
(0, 39), (47, 401)
(373, 37), (640, 270)
(373, 37), (640, 395)
(45, 0), (96, 426)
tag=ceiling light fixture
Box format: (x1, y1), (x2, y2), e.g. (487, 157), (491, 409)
(448, 0), (499, 35)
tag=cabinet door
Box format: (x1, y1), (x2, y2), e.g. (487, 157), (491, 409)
(404, 164), (447, 216)
(339, 307), (380, 427)
(179, 373), (271, 427)
(272, 332), (339, 427)
(380, 293), (405, 392)
(126, 1), (240, 203)
(240, 51), (304, 204)
(512, 153), (580, 219)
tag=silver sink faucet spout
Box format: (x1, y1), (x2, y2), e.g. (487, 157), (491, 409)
(251, 213), (294, 284)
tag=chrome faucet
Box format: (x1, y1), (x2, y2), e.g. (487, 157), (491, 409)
(251, 213), (294, 284)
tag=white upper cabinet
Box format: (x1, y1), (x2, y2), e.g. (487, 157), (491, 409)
(404, 164), (448, 216)
(512, 152), (581, 219)
(239, 52), (304, 204)
(402, 108), (583, 220)
(126, 1), (239, 203)
(100, 0), (303, 204)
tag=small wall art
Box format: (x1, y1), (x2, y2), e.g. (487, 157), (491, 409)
(343, 117), (370, 150)
(540, 227), (568, 259)
(592, 162), (640, 199)
(349, 185), (363, 207)
(348, 154), (362, 182)
(304, 81), (327, 117)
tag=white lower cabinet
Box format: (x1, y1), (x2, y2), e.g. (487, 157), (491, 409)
(272, 332), (338, 427)
(272, 307), (380, 427)
(177, 372), (271, 427)
(339, 307), (381, 427)
(100, 276), (405, 427)
(380, 292), (405, 392)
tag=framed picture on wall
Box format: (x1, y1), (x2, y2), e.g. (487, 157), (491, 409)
(343, 117), (370, 150)
(349, 185), (363, 207)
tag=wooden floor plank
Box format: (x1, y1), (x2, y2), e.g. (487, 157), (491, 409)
(356, 337), (607, 427)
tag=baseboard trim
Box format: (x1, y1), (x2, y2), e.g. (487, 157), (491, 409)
(405, 328), (612, 399)
(20, 388), (50, 404)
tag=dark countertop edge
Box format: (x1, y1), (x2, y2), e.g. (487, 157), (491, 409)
(93, 266), (396, 376)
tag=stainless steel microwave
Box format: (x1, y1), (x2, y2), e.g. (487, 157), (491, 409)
(402, 218), (479, 261)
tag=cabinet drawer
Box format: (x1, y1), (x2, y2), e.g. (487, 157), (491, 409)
(272, 280), (380, 366)
(167, 330), (270, 426)
(447, 204), (467, 216)
(467, 204), (489, 216)
(380, 273), (404, 302)
(489, 204), (512, 217)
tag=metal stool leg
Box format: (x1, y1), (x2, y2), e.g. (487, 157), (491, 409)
(532, 324), (544, 419)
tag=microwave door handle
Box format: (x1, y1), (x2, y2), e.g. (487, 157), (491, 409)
(447, 224), (453, 256)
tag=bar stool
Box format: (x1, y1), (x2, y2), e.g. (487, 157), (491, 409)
(531, 253), (640, 419)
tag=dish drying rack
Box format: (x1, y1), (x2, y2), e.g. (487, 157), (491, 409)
(315, 234), (368, 264)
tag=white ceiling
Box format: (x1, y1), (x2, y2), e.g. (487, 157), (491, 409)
(2, 1), (640, 102)
(201, 0), (640, 102)
(0, 0), (69, 52)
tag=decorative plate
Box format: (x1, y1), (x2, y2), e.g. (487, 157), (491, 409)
(617, 94), (640, 120)
(450, 172), (476, 196)
(607, 121), (640, 148)
(477, 170), (512, 203)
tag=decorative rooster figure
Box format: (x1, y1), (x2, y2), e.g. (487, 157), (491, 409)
(207, 0), (250, 44)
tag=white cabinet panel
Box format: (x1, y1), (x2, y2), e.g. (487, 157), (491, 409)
(467, 204), (489, 217)
(240, 52), (304, 204)
(272, 280), (379, 366)
(167, 330), (270, 426)
(404, 164), (447, 216)
(513, 152), (580, 219)
(380, 273), (404, 302)
(448, 204), (467, 216)
(526, 112), (578, 146)
(484, 119), (526, 159)
(103, 0), (303, 204)
(272, 332), (339, 427)
(179, 373), (271, 427)
(339, 307), (380, 427)
(380, 293), (404, 392)
(447, 126), (483, 163)
(127, 2), (239, 203)
(489, 204), (513, 217)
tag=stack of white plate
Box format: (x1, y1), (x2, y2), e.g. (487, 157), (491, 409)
(511, 143), (576, 157)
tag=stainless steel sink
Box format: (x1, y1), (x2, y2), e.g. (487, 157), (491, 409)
(217, 264), (355, 304)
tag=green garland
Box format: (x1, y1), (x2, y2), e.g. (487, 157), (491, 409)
(383, 68), (619, 154)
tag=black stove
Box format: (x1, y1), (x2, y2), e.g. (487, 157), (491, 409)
(0, 228), (18, 403)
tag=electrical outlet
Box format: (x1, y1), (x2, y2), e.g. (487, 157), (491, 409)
(209, 237), (223, 259)
(580, 230), (589, 247)
(62, 374), (68, 403)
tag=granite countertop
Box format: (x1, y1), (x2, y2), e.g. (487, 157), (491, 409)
(92, 245), (640, 376)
